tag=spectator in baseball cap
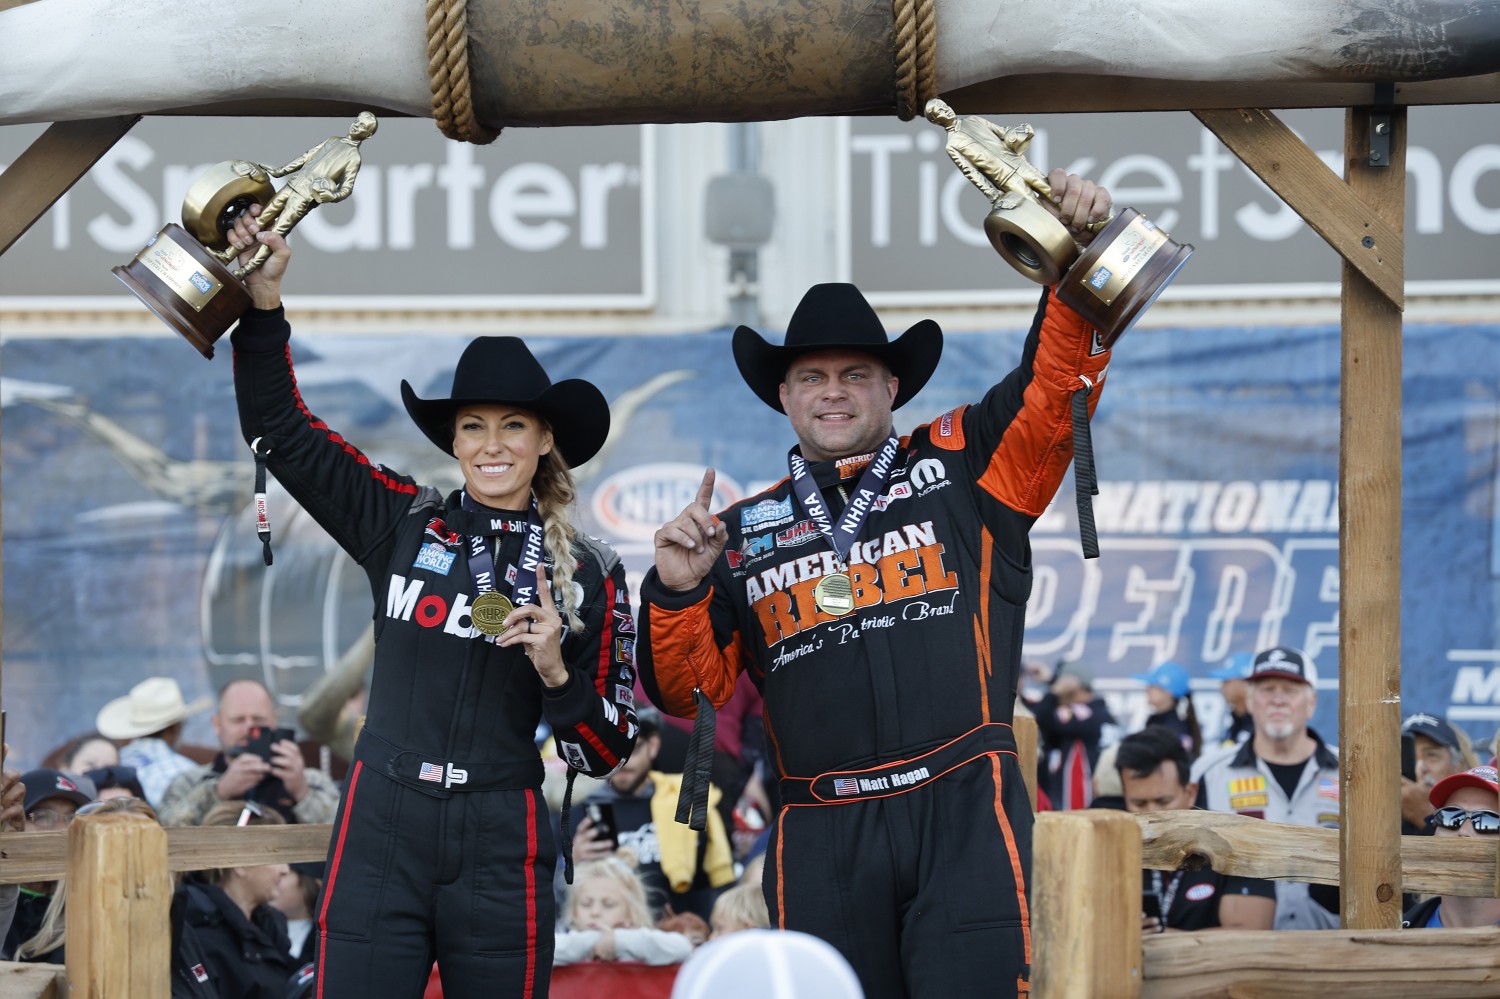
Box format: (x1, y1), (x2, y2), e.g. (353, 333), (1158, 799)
(1131, 663), (1202, 761)
(1194, 646), (1341, 930)
(1207, 653), (1255, 748)
(1402, 765), (1499, 929)
(3, 770), (94, 962)
(1399, 712), (1478, 835)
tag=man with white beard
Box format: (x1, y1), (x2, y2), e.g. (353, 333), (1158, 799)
(1194, 646), (1340, 930)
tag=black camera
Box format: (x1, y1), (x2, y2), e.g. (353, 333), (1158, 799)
(234, 725), (296, 762)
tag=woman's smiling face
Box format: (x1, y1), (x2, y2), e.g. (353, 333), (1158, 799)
(452, 405), (553, 510)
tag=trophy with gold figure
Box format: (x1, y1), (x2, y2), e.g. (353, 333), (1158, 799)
(113, 112), (378, 359)
(924, 99), (1192, 347)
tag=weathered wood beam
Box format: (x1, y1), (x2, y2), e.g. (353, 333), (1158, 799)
(1034, 810), (1143, 999)
(0, 962), (62, 998)
(1141, 926), (1500, 998)
(1134, 810), (1496, 897)
(1193, 107), (1404, 308)
(0, 116), (140, 256)
(65, 813), (170, 998)
(1338, 104), (1407, 930)
(0, 823), (332, 884)
(948, 72), (1500, 116)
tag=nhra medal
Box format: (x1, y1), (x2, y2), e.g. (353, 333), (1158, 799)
(471, 591), (514, 636)
(813, 573), (855, 616)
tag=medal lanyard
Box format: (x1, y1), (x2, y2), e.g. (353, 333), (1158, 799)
(460, 492), (545, 641)
(1150, 869), (1185, 922)
(786, 436), (900, 567)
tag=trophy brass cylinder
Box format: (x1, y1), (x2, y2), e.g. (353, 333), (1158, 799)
(111, 224), (251, 359)
(982, 197), (1077, 287)
(182, 163), (276, 252)
(1056, 208), (1195, 349)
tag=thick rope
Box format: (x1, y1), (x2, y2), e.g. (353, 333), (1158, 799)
(425, 0), (501, 145)
(892, 0), (938, 120)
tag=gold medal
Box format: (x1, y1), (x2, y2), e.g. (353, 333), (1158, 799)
(813, 572), (855, 616)
(471, 591), (514, 636)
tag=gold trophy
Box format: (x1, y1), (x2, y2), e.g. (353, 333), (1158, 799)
(112, 112), (378, 358)
(925, 99), (1192, 347)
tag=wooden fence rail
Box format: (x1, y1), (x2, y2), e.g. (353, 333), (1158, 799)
(1036, 810), (1500, 999)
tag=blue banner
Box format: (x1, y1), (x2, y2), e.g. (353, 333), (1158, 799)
(4, 318), (1498, 766)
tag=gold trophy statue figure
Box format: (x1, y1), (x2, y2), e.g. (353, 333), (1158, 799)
(113, 112), (378, 359)
(925, 99), (1192, 347)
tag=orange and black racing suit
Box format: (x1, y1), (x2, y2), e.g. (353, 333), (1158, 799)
(232, 308), (638, 999)
(639, 289), (1109, 999)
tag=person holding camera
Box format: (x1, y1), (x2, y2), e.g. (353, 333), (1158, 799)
(158, 678), (339, 827)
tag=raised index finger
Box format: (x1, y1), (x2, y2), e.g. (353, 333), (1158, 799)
(535, 561), (555, 609)
(695, 468), (717, 511)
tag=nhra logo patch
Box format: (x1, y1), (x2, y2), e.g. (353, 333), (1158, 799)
(413, 543), (456, 575)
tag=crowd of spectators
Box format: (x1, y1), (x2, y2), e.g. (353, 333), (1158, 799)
(4, 642), (1494, 995)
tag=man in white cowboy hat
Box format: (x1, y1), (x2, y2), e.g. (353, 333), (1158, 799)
(96, 677), (210, 807)
(641, 170), (1114, 997)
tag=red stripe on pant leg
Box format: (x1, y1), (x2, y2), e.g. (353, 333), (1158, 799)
(317, 760), (364, 999)
(524, 788), (538, 998)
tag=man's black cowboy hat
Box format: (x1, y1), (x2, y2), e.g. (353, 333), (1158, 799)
(401, 336), (610, 465)
(732, 283), (943, 413)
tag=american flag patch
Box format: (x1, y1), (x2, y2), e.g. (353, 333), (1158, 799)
(833, 778), (861, 797)
(1318, 777), (1339, 800)
(419, 762), (444, 783)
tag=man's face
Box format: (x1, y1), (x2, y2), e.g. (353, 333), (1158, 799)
(1121, 761), (1197, 814)
(1414, 733), (1463, 788)
(1247, 677), (1315, 740)
(608, 733), (660, 797)
(779, 350), (898, 462)
(213, 680), (279, 750)
(24, 796), (79, 832)
(1431, 785), (1499, 839)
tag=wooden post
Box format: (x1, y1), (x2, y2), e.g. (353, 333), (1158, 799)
(65, 812), (171, 998)
(1337, 104), (1406, 930)
(1015, 712), (1038, 813)
(1033, 810), (1142, 998)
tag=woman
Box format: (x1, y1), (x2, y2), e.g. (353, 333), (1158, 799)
(226, 213), (638, 999)
(1131, 662), (1202, 761)
(176, 801), (299, 999)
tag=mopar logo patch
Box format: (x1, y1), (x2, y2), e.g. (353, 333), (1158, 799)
(413, 543), (456, 575)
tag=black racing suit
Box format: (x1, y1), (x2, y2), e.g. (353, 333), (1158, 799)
(232, 309), (638, 999)
(639, 289), (1109, 999)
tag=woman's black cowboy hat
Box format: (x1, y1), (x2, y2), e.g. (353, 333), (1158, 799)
(732, 283), (943, 413)
(400, 336), (610, 464)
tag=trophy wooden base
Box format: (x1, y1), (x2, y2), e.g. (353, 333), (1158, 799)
(1056, 208), (1194, 350)
(111, 223), (250, 359)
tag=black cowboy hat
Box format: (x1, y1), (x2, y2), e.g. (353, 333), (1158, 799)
(732, 283), (943, 413)
(400, 337), (610, 465)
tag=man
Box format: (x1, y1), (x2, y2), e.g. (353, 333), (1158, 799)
(95, 676), (210, 807)
(158, 678), (339, 826)
(569, 706), (734, 919)
(1116, 727), (1275, 932)
(640, 170), (1114, 997)
(3, 769), (93, 961)
(1194, 646), (1340, 929)
(1207, 652), (1254, 748)
(1402, 765), (1500, 928)
(1399, 711), (1476, 834)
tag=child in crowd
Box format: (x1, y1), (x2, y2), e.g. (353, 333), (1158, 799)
(554, 859), (695, 967)
(708, 881), (770, 939)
